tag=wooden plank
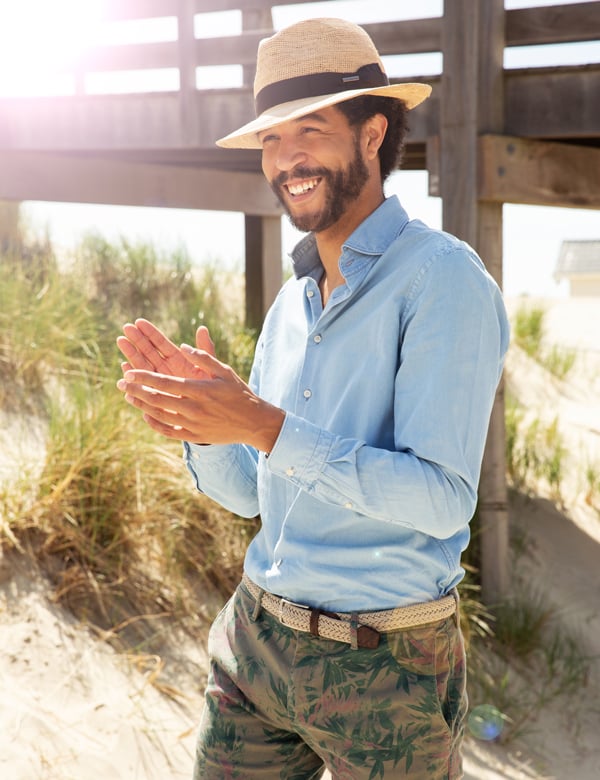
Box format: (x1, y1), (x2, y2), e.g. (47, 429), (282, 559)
(505, 64), (600, 139)
(506, 2), (600, 46)
(1, 66), (598, 159)
(92, 0), (600, 49)
(194, 18), (442, 67)
(0, 151), (283, 216)
(361, 19), (440, 55)
(478, 134), (600, 209)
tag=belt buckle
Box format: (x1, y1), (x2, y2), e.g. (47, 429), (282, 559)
(279, 597), (309, 627)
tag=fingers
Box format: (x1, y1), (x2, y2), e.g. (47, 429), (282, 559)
(134, 319), (180, 359)
(120, 319), (179, 374)
(117, 335), (154, 371)
(195, 325), (216, 357)
(141, 412), (198, 442)
(117, 371), (187, 401)
(179, 344), (230, 380)
(117, 320), (218, 380)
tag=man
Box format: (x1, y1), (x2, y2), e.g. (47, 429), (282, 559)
(117, 18), (509, 779)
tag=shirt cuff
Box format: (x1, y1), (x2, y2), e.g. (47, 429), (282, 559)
(266, 412), (332, 487)
(183, 440), (236, 468)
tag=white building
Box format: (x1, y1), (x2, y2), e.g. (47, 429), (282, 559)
(555, 240), (600, 297)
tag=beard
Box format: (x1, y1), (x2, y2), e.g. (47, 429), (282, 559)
(269, 136), (370, 234)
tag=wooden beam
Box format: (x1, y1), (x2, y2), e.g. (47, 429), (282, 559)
(506, 2), (600, 46)
(194, 18), (442, 67)
(505, 65), (600, 140)
(0, 151), (282, 216)
(2, 65), (599, 157)
(479, 134), (600, 209)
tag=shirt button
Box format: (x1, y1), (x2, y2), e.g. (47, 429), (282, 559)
(303, 389), (312, 399)
(344, 502), (353, 509)
(285, 467), (295, 477)
(307, 290), (314, 298)
(313, 334), (322, 343)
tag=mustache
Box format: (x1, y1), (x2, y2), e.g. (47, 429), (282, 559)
(271, 166), (329, 189)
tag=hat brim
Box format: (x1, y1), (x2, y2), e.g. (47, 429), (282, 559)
(215, 82), (432, 149)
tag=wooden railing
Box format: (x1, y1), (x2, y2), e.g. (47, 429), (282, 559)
(43, 1), (600, 96)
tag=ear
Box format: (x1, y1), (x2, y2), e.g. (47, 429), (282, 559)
(363, 113), (388, 161)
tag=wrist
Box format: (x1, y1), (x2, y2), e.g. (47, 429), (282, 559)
(252, 403), (285, 454)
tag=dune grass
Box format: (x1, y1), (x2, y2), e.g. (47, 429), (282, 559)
(0, 232), (257, 649)
(512, 303), (576, 380)
(0, 230), (592, 741)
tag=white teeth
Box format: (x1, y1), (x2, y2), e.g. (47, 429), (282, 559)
(287, 178), (319, 196)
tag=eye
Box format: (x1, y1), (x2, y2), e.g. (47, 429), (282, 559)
(259, 132), (278, 146)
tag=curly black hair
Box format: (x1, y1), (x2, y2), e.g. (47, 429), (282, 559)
(336, 95), (409, 182)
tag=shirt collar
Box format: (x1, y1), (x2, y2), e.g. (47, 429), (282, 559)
(289, 196), (410, 279)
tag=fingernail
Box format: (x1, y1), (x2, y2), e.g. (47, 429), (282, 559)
(124, 371), (134, 381)
(180, 343), (194, 352)
(116, 379), (126, 391)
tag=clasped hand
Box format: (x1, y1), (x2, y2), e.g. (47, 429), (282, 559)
(116, 319), (283, 453)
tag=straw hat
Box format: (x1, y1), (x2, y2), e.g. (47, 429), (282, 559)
(216, 18), (432, 149)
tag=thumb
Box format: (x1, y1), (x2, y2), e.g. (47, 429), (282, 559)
(180, 343), (229, 380)
(196, 325), (216, 357)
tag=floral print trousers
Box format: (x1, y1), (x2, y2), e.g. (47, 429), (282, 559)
(193, 581), (467, 779)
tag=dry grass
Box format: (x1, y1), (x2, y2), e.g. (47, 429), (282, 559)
(0, 232), (256, 652)
(1, 230), (592, 746)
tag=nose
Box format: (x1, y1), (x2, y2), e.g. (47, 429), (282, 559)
(274, 136), (307, 172)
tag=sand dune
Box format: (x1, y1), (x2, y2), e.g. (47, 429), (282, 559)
(1, 297), (599, 779)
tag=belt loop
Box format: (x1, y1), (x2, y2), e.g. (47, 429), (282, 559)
(251, 587), (265, 621)
(451, 587), (460, 628)
(350, 613), (359, 650)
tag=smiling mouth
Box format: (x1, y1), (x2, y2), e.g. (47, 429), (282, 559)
(285, 177), (321, 197)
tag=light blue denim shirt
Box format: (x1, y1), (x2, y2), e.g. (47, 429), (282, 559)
(184, 196), (509, 611)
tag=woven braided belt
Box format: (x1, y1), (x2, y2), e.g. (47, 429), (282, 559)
(242, 574), (457, 650)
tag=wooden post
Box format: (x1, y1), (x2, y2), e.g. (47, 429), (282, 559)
(440, 0), (509, 604)
(244, 215), (282, 330)
(177, 0), (198, 144)
(242, 8), (282, 329)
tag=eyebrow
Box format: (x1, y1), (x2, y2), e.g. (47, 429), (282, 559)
(293, 112), (330, 125)
(257, 111), (331, 142)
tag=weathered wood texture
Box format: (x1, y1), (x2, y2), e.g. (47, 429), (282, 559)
(479, 135), (600, 210)
(440, 0), (509, 604)
(0, 151), (281, 215)
(41, 5), (600, 71)
(244, 215), (282, 329)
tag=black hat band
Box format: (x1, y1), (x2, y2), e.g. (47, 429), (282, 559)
(255, 62), (389, 116)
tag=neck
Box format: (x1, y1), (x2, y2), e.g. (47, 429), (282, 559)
(315, 190), (385, 285)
